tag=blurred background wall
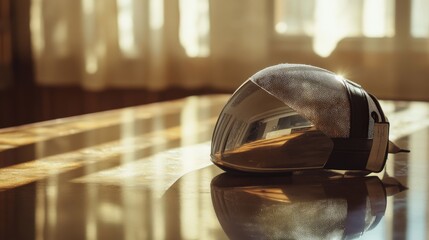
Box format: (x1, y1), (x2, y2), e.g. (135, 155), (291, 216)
(1, 0), (429, 128)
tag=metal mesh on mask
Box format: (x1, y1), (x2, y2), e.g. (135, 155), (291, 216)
(250, 64), (351, 138)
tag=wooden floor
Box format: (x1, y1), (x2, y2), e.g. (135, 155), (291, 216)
(0, 84), (228, 128)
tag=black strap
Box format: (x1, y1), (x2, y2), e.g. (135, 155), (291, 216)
(343, 80), (369, 138)
(324, 138), (372, 170)
(323, 80), (371, 171)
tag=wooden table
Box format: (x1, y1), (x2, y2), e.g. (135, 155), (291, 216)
(0, 95), (428, 240)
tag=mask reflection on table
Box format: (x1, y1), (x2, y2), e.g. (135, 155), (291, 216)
(211, 172), (405, 240)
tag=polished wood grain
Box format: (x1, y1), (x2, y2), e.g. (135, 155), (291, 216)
(0, 95), (428, 240)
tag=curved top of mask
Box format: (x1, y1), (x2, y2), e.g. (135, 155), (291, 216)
(250, 64), (351, 138)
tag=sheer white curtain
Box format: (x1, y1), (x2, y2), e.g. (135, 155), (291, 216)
(31, 0), (168, 90)
(29, 0), (270, 91)
(29, 0), (429, 98)
(274, 0), (395, 57)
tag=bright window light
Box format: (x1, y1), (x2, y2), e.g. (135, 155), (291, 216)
(179, 0), (210, 57)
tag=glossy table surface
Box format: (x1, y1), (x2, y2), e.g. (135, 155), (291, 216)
(1, 95), (429, 240)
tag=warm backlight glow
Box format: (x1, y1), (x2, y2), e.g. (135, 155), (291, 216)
(363, 0), (394, 37)
(275, 0), (395, 57)
(179, 0), (210, 57)
(117, 0), (138, 57)
(411, 0), (429, 37)
(85, 54), (98, 74)
(149, 0), (164, 30)
(30, 0), (45, 56)
(275, 22), (288, 34)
